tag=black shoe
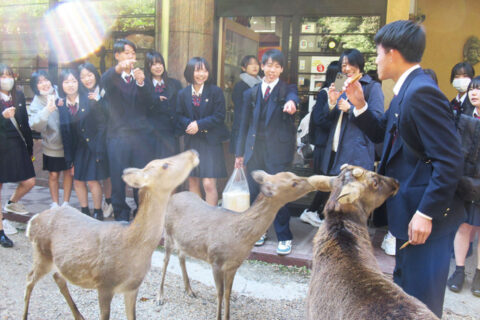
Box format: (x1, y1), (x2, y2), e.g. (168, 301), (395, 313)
(81, 207), (91, 216)
(0, 233), (13, 248)
(92, 211), (104, 221)
(472, 269), (480, 297)
(447, 269), (465, 293)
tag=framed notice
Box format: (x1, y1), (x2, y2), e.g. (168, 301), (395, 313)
(301, 22), (316, 33)
(310, 56), (339, 74)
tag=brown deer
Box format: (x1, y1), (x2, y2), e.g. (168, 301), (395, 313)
(157, 170), (333, 320)
(22, 150), (199, 320)
(306, 164), (439, 320)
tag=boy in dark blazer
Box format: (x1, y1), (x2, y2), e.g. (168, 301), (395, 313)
(101, 39), (155, 221)
(346, 20), (464, 317)
(235, 49), (299, 255)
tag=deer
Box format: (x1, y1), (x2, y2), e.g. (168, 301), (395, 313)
(22, 150), (199, 320)
(306, 164), (439, 320)
(157, 169), (333, 320)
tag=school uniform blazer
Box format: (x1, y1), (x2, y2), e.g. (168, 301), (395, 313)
(320, 74), (384, 175)
(230, 80), (251, 153)
(176, 83), (229, 145)
(235, 81), (299, 167)
(308, 88), (330, 150)
(145, 77), (182, 136)
(459, 96), (475, 116)
(58, 93), (106, 167)
(0, 91), (33, 155)
(353, 68), (464, 240)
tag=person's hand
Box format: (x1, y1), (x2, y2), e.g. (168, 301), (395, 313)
(186, 121), (199, 135)
(344, 79), (366, 109)
(235, 157), (244, 168)
(283, 100), (297, 115)
(159, 96), (168, 101)
(87, 92), (100, 101)
(133, 68), (145, 86)
(46, 95), (57, 112)
(328, 83), (341, 106)
(115, 59), (136, 73)
(337, 98), (350, 113)
(2, 106), (15, 119)
(408, 212), (432, 245)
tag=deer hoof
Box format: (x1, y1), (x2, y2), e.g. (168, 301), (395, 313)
(156, 297), (165, 306)
(187, 291), (197, 298)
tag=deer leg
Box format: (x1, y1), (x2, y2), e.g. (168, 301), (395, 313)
(124, 289), (139, 320)
(97, 288), (114, 320)
(179, 254), (196, 297)
(223, 269), (238, 320)
(212, 266), (225, 320)
(157, 243), (172, 305)
(23, 255), (52, 320)
(52, 272), (85, 320)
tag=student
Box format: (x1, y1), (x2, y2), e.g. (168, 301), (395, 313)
(77, 63), (113, 218)
(57, 69), (108, 220)
(176, 57), (229, 206)
(447, 76), (480, 298)
(450, 62), (475, 115)
(0, 63), (36, 246)
(230, 55), (262, 154)
(348, 20), (463, 317)
(144, 51), (182, 158)
(299, 61), (340, 228)
(101, 39), (155, 221)
(235, 49), (299, 255)
(29, 70), (73, 209)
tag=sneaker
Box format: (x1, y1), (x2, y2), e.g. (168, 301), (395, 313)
(447, 269), (465, 293)
(2, 219), (17, 235)
(50, 202), (59, 210)
(255, 233), (267, 246)
(471, 269), (480, 297)
(299, 209), (323, 227)
(61, 201), (70, 208)
(0, 233), (13, 248)
(4, 202), (29, 215)
(102, 203), (113, 218)
(381, 231), (396, 256)
(277, 240), (292, 255)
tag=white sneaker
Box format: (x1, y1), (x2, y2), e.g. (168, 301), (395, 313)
(299, 209), (323, 227)
(255, 233), (267, 246)
(50, 202), (59, 209)
(381, 231), (396, 256)
(2, 219), (17, 235)
(61, 201), (70, 208)
(4, 202), (29, 215)
(102, 203), (113, 218)
(277, 240), (292, 255)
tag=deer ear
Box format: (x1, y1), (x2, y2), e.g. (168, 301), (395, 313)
(307, 175), (333, 192)
(336, 185), (360, 204)
(122, 168), (148, 188)
(252, 170), (268, 184)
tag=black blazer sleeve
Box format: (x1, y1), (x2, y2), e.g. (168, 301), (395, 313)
(57, 99), (75, 167)
(15, 91), (34, 156)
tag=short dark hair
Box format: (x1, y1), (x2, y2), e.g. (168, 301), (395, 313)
(339, 49), (365, 73)
(374, 20), (425, 63)
(450, 62), (475, 83)
(113, 39), (136, 55)
(468, 75), (480, 91)
(30, 70), (53, 95)
(77, 62), (101, 92)
(423, 68), (438, 85)
(323, 61), (341, 89)
(240, 55), (259, 69)
(183, 57), (212, 84)
(57, 69), (79, 98)
(261, 49), (284, 67)
(0, 63), (16, 102)
(145, 51), (168, 80)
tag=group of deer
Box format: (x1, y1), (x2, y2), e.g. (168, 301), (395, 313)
(22, 150), (438, 320)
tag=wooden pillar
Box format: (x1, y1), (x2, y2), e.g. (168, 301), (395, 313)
(167, 0), (215, 84)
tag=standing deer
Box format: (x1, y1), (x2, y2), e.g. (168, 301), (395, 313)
(158, 170), (332, 320)
(306, 164), (439, 319)
(23, 150), (199, 320)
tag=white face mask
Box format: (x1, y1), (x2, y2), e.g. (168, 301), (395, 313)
(452, 78), (471, 93)
(39, 87), (54, 96)
(0, 78), (14, 92)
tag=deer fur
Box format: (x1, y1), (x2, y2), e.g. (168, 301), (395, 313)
(306, 164), (439, 320)
(23, 150), (199, 320)
(158, 170), (332, 320)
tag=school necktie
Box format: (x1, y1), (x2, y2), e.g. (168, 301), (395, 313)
(68, 103), (78, 116)
(451, 99), (461, 115)
(155, 82), (166, 93)
(192, 94), (201, 107)
(474, 113), (480, 119)
(264, 86), (271, 102)
(125, 75), (133, 84)
(0, 98), (13, 111)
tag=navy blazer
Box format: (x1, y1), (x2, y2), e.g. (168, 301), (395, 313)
(235, 80), (299, 167)
(176, 84), (229, 145)
(320, 74), (384, 175)
(230, 80), (251, 153)
(0, 91), (33, 156)
(58, 93), (106, 167)
(354, 68), (464, 240)
(308, 88), (330, 149)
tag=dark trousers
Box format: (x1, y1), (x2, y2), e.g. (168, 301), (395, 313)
(107, 134), (155, 221)
(245, 138), (292, 241)
(393, 232), (455, 318)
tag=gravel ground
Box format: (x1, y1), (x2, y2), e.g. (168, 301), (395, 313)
(1, 230), (477, 320)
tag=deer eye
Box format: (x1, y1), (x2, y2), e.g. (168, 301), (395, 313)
(372, 179), (378, 188)
(162, 163), (169, 169)
(292, 181), (298, 187)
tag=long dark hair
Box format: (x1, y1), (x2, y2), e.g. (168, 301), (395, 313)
(322, 61), (341, 89)
(57, 69), (79, 98)
(145, 51), (169, 81)
(0, 63), (16, 103)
